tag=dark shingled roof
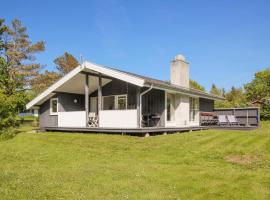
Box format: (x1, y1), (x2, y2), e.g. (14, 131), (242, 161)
(93, 63), (225, 101)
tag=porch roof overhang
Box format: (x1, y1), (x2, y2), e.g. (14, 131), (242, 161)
(26, 61), (145, 109)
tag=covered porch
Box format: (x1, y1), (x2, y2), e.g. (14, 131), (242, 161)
(50, 68), (165, 129)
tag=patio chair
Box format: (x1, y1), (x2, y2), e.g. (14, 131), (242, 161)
(89, 112), (98, 127)
(141, 114), (150, 127)
(218, 115), (228, 126)
(200, 114), (207, 126)
(227, 115), (240, 126)
(200, 112), (211, 126)
(150, 113), (161, 127)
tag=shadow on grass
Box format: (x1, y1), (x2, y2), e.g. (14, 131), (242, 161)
(0, 125), (37, 141)
(0, 128), (19, 141)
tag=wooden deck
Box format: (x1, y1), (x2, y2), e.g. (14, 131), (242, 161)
(208, 125), (258, 131)
(42, 125), (258, 135)
(43, 126), (208, 135)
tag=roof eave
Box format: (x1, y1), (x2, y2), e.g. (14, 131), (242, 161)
(144, 82), (225, 101)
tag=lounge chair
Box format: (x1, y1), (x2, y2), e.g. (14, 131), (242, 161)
(227, 115), (240, 126)
(218, 115), (228, 126)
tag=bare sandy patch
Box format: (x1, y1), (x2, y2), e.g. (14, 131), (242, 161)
(225, 154), (261, 165)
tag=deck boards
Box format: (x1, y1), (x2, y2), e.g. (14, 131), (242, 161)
(42, 125), (258, 135)
(43, 126), (207, 134)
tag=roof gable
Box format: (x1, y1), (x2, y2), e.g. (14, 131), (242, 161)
(26, 61), (145, 109)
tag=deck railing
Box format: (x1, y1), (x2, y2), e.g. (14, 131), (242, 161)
(58, 111), (86, 127)
(213, 107), (260, 126)
(99, 109), (138, 128)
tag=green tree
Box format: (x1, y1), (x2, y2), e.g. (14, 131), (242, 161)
(245, 68), (270, 102)
(0, 19), (44, 130)
(225, 87), (247, 107)
(245, 68), (270, 120)
(32, 70), (60, 95)
(211, 84), (247, 108)
(0, 57), (29, 130)
(190, 79), (205, 91)
(31, 52), (78, 95)
(0, 19), (8, 52)
(2, 19), (45, 92)
(210, 84), (222, 96)
(54, 52), (79, 76)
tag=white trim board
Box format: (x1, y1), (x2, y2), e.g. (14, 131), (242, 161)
(50, 98), (58, 115)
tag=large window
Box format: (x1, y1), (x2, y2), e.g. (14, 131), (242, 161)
(116, 95), (127, 110)
(189, 97), (199, 121)
(50, 98), (58, 115)
(102, 95), (127, 110)
(167, 93), (175, 121)
(103, 96), (115, 110)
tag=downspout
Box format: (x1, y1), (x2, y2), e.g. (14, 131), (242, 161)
(139, 84), (153, 128)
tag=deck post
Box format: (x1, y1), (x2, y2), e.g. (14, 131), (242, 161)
(98, 74), (102, 127)
(136, 87), (141, 128)
(85, 74), (89, 127)
(246, 110), (249, 126)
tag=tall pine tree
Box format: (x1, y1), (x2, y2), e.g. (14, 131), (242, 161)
(2, 19), (45, 94)
(54, 52), (79, 76)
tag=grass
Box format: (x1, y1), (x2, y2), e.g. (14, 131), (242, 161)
(0, 122), (270, 199)
(19, 115), (38, 121)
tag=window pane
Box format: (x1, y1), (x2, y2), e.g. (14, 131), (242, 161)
(52, 99), (58, 113)
(118, 96), (126, 110)
(103, 96), (115, 110)
(189, 97), (199, 121)
(167, 97), (171, 121)
(167, 94), (175, 121)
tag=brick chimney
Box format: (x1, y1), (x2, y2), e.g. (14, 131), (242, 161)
(170, 54), (189, 88)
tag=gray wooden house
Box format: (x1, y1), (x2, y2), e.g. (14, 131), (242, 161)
(26, 54), (224, 132)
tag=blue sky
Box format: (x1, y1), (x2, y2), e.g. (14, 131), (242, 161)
(2, 0), (270, 91)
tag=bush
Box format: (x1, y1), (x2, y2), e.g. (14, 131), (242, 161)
(0, 128), (17, 141)
(260, 104), (270, 121)
(0, 91), (28, 129)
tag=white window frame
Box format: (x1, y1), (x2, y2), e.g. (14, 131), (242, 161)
(166, 92), (175, 122)
(50, 98), (58, 115)
(115, 95), (127, 110)
(102, 94), (128, 110)
(189, 97), (199, 122)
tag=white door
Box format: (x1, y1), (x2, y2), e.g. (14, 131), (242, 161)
(90, 97), (97, 113)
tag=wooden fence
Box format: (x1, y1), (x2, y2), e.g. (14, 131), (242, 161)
(214, 107), (260, 126)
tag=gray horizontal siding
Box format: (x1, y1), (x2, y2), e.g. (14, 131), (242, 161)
(57, 93), (85, 112)
(39, 99), (58, 127)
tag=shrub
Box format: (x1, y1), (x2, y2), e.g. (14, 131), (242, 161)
(0, 91), (28, 130)
(0, 128), (17, 141)
(260, 104), (270, 121)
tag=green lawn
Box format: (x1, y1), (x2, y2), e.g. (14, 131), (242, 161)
(0, 123), (270, 200)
